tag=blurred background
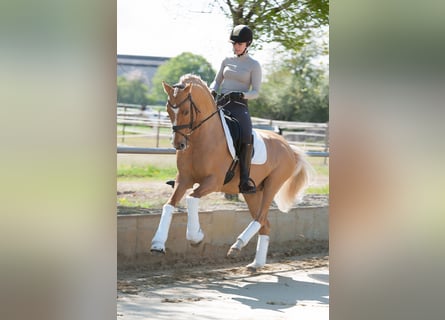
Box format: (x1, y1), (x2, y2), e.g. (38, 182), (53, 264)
(1, 0), (445, 319)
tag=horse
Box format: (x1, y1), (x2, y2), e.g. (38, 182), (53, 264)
(151, 74), (313, 271)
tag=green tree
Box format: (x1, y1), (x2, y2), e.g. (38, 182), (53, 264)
(250, 47), (328, 122)
(213, 0), (329, 122)
(150, 52), (216, 103)
(117, 76), (152, 105)
(216, 0), (329, 51)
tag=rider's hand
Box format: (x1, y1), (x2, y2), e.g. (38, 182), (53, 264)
(229, 92), (244, 100)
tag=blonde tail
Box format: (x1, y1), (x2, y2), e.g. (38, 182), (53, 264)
(273, 146), (314, 212)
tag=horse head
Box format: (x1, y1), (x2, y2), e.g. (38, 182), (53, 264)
(162, 75), (217, 151)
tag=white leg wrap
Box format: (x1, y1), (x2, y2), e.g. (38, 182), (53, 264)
(151, 204), (174, 251)
(186, 196), (204, 243)
(247, 235), (270, 269)
(236, 220), (262, 249)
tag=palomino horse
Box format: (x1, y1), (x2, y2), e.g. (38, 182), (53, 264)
(151, 74), (313, 271)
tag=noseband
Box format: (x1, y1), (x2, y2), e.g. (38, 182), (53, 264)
(167, 84), (221, 140)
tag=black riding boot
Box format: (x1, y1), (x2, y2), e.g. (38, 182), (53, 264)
(239, 143), (256, 194)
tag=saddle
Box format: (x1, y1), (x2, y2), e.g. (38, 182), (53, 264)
(219, 108), (242, 155)
(219, 107), (272, 187)
(218, 109), (242, 184)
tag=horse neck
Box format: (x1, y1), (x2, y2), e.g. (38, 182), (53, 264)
(191, 95), (226, 152)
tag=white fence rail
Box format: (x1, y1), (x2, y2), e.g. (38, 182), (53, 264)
(117, 103), (329, 157)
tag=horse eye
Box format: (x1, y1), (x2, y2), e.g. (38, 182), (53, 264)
(183, 110), (189, 116)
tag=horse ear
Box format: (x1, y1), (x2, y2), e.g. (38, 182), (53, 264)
(162, 81), (174, 96)
(183, 82), (193, 94)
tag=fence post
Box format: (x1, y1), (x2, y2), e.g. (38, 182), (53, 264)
(121, 105), (127, 143)
(156, 110), (161, 148)
(323, 122), (329, 165)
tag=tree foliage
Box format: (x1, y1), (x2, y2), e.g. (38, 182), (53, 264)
(150, 52), (216, 103)
(214, 0), (329, 122)
(216, 0), (329, 51)
(117, 76), (152, 105)
(249, 47), (328, 122)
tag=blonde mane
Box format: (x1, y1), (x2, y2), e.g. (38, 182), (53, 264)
(179, 73), (208, 88)
(179, 74), (215, 103)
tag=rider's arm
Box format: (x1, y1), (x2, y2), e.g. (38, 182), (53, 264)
(242, 60), (262, 100)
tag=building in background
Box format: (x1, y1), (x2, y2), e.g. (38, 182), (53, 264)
(117, 54), (170, 88)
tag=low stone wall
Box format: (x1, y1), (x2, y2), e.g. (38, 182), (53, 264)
(117, 207), (328, 269)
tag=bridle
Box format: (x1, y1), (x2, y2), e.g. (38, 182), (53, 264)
(167, 84), (221, 140)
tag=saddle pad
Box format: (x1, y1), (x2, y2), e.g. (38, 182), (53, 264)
(219, 110), (267, 165)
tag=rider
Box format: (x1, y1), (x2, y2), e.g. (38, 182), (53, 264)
(210, 25), (262, 194)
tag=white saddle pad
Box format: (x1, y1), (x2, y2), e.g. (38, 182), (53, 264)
(219, 110), (267, 165)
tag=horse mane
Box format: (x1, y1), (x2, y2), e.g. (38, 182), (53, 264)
(179, 73), (208, 88)
(179, 74), (215, 103)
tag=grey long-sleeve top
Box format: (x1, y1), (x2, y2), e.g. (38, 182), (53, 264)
(210, 53), (262, 100)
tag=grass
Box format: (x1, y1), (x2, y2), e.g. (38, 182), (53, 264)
(117, 134), (173, 148)
(117, 129), (329, 194)
(117, 197), (165, 208)
(311, 163), (329, 176)
(306, 185), (329, 195)
(117, 162), (328, 195)
(117, 165), (177, 180)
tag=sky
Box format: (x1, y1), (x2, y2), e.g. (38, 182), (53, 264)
(117, 0), (284, 70)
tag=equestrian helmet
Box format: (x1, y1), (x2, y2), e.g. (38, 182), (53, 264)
(229, 25), (253, 46)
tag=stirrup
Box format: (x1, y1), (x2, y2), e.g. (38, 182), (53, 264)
(239, 178), (256, 194)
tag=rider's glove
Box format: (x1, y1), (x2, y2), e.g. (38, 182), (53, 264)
(229, 92), (244, 100)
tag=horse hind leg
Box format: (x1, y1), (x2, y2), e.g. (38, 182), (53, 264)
(230, 174), (286, 270)
(227, 191), (264, 258)
(227, 220), (262, 258)
(243, 208), (274, 271)
(246, 233), (270, 272)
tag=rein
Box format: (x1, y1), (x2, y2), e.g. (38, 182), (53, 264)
(167, 91), (221, 139)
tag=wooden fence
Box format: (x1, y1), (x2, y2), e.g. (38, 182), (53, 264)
(117, 103), (329, 156)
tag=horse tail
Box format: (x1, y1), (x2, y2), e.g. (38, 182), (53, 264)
(273, 145), (315, 213)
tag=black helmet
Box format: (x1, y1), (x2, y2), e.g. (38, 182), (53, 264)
(229, 25), (253, 46)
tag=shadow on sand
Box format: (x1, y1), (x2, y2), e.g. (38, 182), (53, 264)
(208, 272), (329, 312)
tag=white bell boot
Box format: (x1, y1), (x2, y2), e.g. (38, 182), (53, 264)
(151, 204), (175, 254)
(247, 235), (270, 271)
(185, 196), (204, 244)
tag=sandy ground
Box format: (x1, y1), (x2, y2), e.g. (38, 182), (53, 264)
(117, 180), (328, 215)
(117, 154), (329, 318)
(117, 153), (329, 214)
(117, 253), (329, 320)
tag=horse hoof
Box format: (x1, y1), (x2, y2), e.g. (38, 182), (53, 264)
(190, 239), (203, 247)
(247, 266), (258, 273)
(227, 247), (241, 259)
(150, 249), (165, 256)
(150, 248), (165, 256)
(187, 229), (204, 246)
(246, 263), (263, 273)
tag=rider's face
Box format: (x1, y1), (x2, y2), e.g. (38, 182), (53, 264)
(232, 42), (247, 55)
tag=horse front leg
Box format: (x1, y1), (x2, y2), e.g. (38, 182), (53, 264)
(185, 176), (219, 246)
(150, 180), (190, 255)
(185, 195), (204, 245)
